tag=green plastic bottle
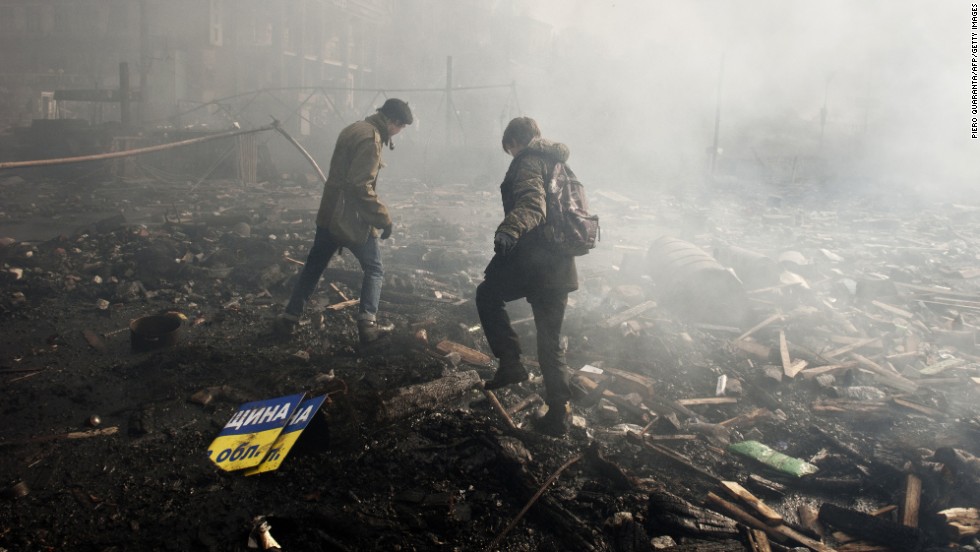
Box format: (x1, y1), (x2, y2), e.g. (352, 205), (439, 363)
(728, 440), (819, 477)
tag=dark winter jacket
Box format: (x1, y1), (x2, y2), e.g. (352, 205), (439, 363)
(486, 138), (578, 298)
(315, 112), (394, 235)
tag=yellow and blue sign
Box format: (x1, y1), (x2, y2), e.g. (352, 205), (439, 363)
(245, 394), (328, 476)
(207, 393), (305, 472)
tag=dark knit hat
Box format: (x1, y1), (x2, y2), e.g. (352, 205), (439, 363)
(378, 98), (413, 125)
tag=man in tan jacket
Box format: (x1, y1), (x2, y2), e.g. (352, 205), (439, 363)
(277, 99), (412, 344)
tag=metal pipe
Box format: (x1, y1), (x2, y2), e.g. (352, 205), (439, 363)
(270, 118), (326, 181)
(0, 125), (274, 171)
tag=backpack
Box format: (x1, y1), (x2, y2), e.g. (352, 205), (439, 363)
(541, 162), (600, 256)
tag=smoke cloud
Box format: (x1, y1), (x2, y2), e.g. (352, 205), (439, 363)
(494, 0), (977, 200)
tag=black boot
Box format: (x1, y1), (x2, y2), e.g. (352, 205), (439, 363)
(484, 357), (529, 390)
(358, 319), (394, 344)
(272, 312), (299, 336)
(532, 403), (570, 437)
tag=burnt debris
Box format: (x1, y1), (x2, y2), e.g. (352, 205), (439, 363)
(1, 172), (979, 551)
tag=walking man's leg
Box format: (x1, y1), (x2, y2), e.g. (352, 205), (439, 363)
(529, 291), (571, 435)
(349, 236), (391, 343)
(477, 278), (528, 389)
(284, 227), (339, 318)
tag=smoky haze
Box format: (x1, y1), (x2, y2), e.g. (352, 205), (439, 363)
(390, 0), (976, 201)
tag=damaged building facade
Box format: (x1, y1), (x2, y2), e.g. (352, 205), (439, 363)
(0, 0), (390, 126)
(0, 0), (554, 181)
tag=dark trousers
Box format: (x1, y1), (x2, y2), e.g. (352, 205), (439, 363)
(476, 279), (571, 408)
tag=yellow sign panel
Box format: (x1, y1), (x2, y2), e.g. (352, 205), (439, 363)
(244, 395), (327, 476)
(207, 393), (305, 472)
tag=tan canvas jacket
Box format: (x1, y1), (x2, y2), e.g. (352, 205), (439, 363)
(315, 113), (394, 235)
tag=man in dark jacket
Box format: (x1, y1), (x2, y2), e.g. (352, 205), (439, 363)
(276, 98), (412, 344)
(477, 117), (578, 437)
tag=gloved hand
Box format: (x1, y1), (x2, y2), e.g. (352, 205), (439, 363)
(380, 223), (393, 240)
(494, 232), (517, 255)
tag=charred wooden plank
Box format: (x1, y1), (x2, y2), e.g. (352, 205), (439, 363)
(736, 313), (783, 342)
(647, 488), (739, 537)
(799, 361), (859, 379)
(505, 393), (543, 416)
(901, 474), (921, 528)
(602, 299), (658, 328)
(742, 379), (784, 411)
(779, 330), (793, 376)
(931, 447), (980, 479)
(746, 527), (772, 552)
(577, 376), (656, 423)
(599, 365), (656, 399)
(603, 511), (649, 552)
(824, 337), (882, 360)
(847, 353), (919, 393)
(324, 298), (360, 311)
(809, 424), (864, 460)
(720, 481), (783, 525)
(798, 503), (825, 538)
(434, 340), (492, 366)
(644, 394), (701, 420)
(937, 507), (980, 539)
(746, 474), (787, 499)
(719, 407), (772, 429)
(0, 426), (119, 447)
(870, 300), (913, 319)
(817, 503), (926, 552)
(375, 370), (481, 422)
(891, 397), (944, 418)
(483, 389), (516, 430)
(705, 492), (836, 551)
(629, 432), (722, 483)
(734, 338), (773, 359)
(676, 397), (738, 406)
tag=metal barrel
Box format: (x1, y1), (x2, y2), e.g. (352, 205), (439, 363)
(646, 236), (748, 326)
(713, 244), (781, 289)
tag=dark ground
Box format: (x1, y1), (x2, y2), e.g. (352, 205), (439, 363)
(1, 169), (979, 551)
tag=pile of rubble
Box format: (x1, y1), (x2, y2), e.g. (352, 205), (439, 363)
(0, 171), (978, 551)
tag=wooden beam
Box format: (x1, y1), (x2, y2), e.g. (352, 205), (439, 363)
(891, 398), (944, 418)
(602, 299), (658, 328)
(434, 340), (492, 366)
(483, 389), (516, 430)
(937, 507), (980, 539)
(871, 300), (913, 319)
(901, 474), (921, 528)
(376, 370), (481, 422)
(736, 313), (783, 342)
(747, 528), (773, 552)
(719, 408), (772, 429)
(735, 339), (772, 359)
(824, 337), (881, 359)
(799, 361), (859, 379)
(706, 492), (836, 552)
(779, 330), (793, 376)
(720, 481), (783, 525)
(848, 353), (919, 393)
(324, 298), (359, 311)
(599, 365), (656, 399)
(677, 397), (738, 406)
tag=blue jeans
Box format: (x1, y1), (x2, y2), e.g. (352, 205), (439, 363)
(285, 226), (383, 321)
